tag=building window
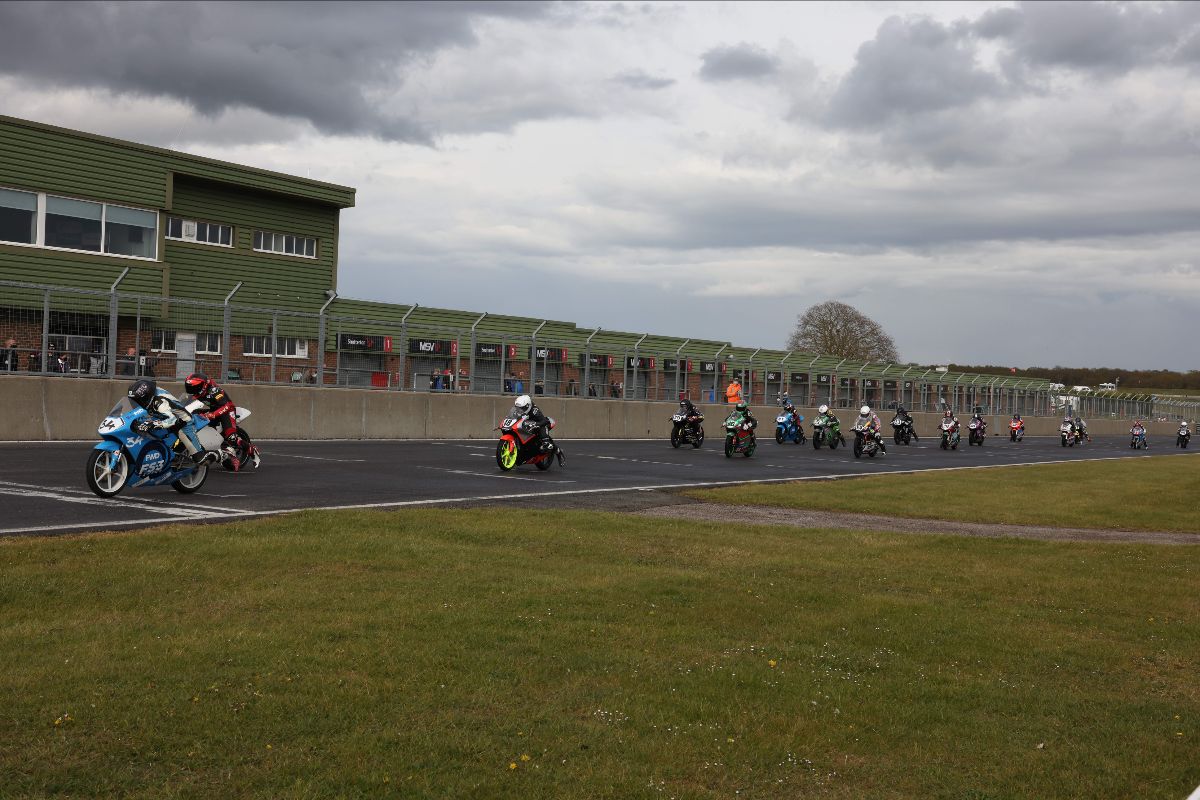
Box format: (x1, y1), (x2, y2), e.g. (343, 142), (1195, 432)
(166, 217), (232, 247)
(197, 332), (222, 354)
(253, 230), (316, 258)
(0, 187), (37, 245)
(2, 187), (159, 259)
(244, 335), (307, 358)
(151, 329), (176, 353)
(45, 196), (102, 252)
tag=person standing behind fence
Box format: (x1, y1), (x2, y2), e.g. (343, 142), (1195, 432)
(0, 338), (17, 371)
(118, 346), (138, 377)
(725, 377), (743, 405)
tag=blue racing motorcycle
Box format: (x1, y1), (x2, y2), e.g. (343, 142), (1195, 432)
(774, 409), (806, 445)
(86, 392), (214, 497)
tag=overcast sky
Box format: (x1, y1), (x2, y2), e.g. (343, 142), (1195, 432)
(2, 0), (1199, 370)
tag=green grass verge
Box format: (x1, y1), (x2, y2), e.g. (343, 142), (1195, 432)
(2, 509), (1198, 798)
(687, 456), (1200, 532)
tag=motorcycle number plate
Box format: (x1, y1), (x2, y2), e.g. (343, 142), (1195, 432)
(776, 416), (787, 423)
(672, 415), (684, 422)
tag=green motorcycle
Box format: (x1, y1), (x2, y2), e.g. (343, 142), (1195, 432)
(724, 411), (757, 458)
(811, 412), (845, 450)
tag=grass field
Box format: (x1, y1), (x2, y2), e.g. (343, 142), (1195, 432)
(689, 455), (1200, 533)
(2, 507), (1198, 799)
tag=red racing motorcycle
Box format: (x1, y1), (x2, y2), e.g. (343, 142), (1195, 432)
(495, 414), (565, 471)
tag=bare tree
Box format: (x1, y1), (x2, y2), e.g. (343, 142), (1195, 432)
(787, 301), (900, 362)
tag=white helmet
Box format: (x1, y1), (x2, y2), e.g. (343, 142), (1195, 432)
(818, 404), (829, 414)
(860, 405), (871, 416)
(514, 394), (532, 413)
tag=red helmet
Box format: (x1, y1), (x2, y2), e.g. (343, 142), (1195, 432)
(184, 372), (212, 396)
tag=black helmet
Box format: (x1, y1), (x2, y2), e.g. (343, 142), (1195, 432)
(128, 379), (157, 409)
(897, 406), (906, 414)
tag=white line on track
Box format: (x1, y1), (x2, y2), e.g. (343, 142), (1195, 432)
(417, 466), (576, 483)
(591, 455), (693, 467)
(0, 480), (253, 515)
(269, 453), (367, 463)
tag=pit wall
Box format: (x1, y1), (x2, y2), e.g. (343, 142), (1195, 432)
(0, 376), (1149, 442)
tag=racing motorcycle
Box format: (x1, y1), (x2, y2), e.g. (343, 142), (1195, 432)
(939, 417), (960, 450)
(774, 409), (806, 445)
(891, 414), (916, 445)
(1060, 420), (1077, 447)
(496, 413), (565, 471)
(199, 409), (260, 471)
(852, 421), (881, 458)
(86, 392), (219, 497)
(967, 418), (986, 446)
(811, 412), (845, 450)
(1130, 422), (1148, 450)
(1009, 419), (1025, 442)
(1177, 423), (1191, 449)
(724, 412), (757, 458)
(670, 410), (705, 449)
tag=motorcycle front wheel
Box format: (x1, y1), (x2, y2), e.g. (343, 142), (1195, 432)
(775, 428), (785, 444)
(172, 464), (208, 494)
(853, 437), (862, 458)
(724, 436), (735, 458)
(496, 438), (519, 471)
(670, 426), (682, 448)
(86, 448), (130, 498)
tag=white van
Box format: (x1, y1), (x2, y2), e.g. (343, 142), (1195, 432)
(1098, 383), (1117, 391)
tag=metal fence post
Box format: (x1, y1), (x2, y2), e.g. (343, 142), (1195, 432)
(270, 312), (278, 384)
(221, 282), (242, 383)
(40, 289), (50, 375)
(317, 290), (337, 387)
(106, 267), (130, 377)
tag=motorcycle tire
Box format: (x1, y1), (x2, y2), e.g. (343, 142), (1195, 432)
(894, 431), (902, 445)
(795, 434), (804, 445)
(744, 441), (755, 458)
(867, 449), (876, 458)
(1061, 436), (1067, 447)
(853, 438), (862, 458)
(813, 434), (822, 450)
(775, 428), (785, 444)
(1010, 431), (1016, 442)
(172, 464), (208, 494)
(940, 437), (948, 450)
(222, 429), (254, 471)
(830, 435), (840, 451)
(693, 427), (704, 449)
(85, 448), (131, 498)
(535, 455), (553, 471)
(724, 436), (735, 458)
(671, 427), (682, 448)
(496, 439), (519, 471)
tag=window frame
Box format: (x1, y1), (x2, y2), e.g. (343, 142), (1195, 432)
(165, 216), (234, 249)
(243, 334), (308, 359)
(196, 332), (222, 355)
(0, 185), (159, 261)
(150, 329), (177, 354)
(253, 228), (318, 259)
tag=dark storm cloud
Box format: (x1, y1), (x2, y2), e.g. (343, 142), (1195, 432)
(0, 0), (554, 143)
(974, 1), (1200, 75)
(825, 16), (1001, 129)
(611, 70), (675, 90)
(698, 43), (780, 82)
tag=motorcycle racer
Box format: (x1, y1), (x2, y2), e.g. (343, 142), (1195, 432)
(512, 394), (555, 451)
(1073, 415), (1090, 442)
(184, 372), (252, 471)
(856, 404), (887, 453)
(127, 378), (220, 465)
(730, 400), (758, 430)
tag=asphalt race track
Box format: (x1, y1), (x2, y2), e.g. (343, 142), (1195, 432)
(0, 433), (1192, 536)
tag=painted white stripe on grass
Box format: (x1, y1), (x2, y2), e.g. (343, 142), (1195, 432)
(3, 451), (1196, 537)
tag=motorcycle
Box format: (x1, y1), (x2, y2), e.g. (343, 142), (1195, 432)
(1060, 421), (1076, 447)
(939, 418), (960, 450)
(891, 415), (916, 445)
(852, 422), (881, 459)
(86, 392), (220, 498)
(1130, 423), (1148, 450)
(496, 414), (565, 471)
(1177, 425), (1191, 448)
(724, 412), (757, 458)
(198, 408), (261, 471)
(1009, 419), (1025, 442)
(670, 411), (705, 449)
(774, 410), (806, 445)
(967, 418), (987, 446)
(811, 413), (845, 450)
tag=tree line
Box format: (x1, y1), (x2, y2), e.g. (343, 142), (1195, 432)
(942, 365), (1200, 392)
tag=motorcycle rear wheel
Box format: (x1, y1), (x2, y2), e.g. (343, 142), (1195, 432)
(172, 464), (208, 494)
(86, 448), (130, 498)
(692, 427), (704, 448)
(496, 439), (519, 471)
(535, 455), (553, 471)
(223, 429), (254, 471)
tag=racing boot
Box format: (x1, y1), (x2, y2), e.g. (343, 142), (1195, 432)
(192, 450), (221, 466)
(222, 446), (241, 472)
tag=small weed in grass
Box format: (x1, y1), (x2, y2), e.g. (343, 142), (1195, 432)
(1, 508), (1198, 799)
(688, 456), (1200, 532)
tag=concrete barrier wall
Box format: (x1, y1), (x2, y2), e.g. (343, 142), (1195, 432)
(0, 376), (1164, 442)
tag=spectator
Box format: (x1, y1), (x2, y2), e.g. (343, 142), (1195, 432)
(513, 374), (524, 395)
(117, 346), (138, 377)
(565, 377), (578, 396)
(54, 350), (70, 374)
(587, 383), (597, 397)
(725, 377), (743, 405)
(27, 348), (41, 372)
(305, 368), (318, 384)
(534, 379), (544, 396)
(609, 379), (619, 398)
(429, 371), (441, 391)
(442, 368), (454, 391)
(0, 337), (17, 371)
(504, 372), (514, 393)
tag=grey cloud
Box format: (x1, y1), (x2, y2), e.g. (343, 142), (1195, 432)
(0, 1), (554, 143)
(974, 1), (1200, 75)
(698, 43), (779, 82)
(826, 16), (1001, 129)
(611, 70), (675, 90)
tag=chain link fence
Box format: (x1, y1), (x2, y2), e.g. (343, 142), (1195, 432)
(2, 279), (1195, 421)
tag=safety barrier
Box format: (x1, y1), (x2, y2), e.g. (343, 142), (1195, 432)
(0, 376), (1173, 442)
